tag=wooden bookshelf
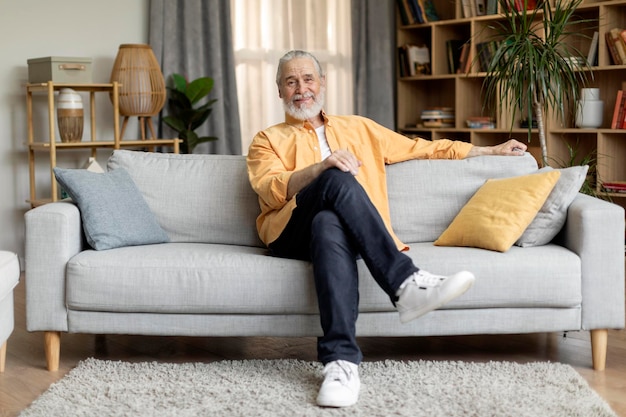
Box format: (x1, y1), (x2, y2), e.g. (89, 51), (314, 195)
(396, 0), (626, 207)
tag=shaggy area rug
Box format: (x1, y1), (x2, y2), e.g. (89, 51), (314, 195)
(19, 358), (617, 417)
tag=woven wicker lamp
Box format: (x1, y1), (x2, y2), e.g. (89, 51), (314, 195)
(110, 44), (166, 140)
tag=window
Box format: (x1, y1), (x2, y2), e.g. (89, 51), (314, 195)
(231, 0), (353, 153)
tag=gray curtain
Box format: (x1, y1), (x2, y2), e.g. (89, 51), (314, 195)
(351, 0), (396, 130)
(149, 0), (242, 154)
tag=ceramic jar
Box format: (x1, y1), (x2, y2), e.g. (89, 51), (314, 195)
(57, 88), (83, 142)
(575, 88), (604, 129)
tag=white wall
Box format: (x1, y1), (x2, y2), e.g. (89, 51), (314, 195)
(0, 0), (149, 265)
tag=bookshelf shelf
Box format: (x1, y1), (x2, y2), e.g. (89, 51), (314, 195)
(396, 0), (626, 205)
(26, 82), (181, 206)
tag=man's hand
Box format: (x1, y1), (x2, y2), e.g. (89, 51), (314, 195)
(466, 139), (527, 157)
(324, 149), (363, 176)
(286, 149), (362, 200)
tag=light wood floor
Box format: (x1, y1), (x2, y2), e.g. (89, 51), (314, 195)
(1, 276), (625, 417)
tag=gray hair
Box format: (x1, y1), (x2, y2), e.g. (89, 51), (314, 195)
(275, 50), (325, 87)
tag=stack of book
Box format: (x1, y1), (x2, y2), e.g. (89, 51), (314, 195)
(465, 116), (495, 129)
(420, 108), (455, 128)
(601, 181), (626, 194)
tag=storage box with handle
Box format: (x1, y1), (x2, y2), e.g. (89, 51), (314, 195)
(27, 57), (92, 83)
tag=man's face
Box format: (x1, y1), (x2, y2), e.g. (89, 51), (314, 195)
(278, 57), (326, 120)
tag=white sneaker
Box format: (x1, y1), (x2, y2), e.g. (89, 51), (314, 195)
(316, 360), (360, 407)
(397, 270), (475, 324)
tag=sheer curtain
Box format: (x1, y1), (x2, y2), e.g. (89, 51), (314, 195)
(230, 0), (353, 153)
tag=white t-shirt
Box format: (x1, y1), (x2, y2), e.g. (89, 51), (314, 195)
(315, 125), (332, 160)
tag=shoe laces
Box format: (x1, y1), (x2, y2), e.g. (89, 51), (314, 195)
(322, 360), (356, 384)
(412, 270), (445, 288)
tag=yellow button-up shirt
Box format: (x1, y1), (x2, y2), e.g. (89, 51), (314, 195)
(246, 112), (473, 250)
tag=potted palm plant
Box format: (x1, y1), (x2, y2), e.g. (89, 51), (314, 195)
(163, 73), (218, 154)
(480, 0), (593, 166)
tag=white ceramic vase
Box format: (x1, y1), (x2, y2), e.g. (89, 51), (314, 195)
(575, 88), (603, 129)
(57, 88), (84, 142)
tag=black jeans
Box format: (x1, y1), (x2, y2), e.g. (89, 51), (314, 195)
(269, 169), (418, 365)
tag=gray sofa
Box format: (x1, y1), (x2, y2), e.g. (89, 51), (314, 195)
(25, 150), (625, 371)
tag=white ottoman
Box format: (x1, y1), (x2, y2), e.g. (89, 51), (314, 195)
(0, 251), (19, 372)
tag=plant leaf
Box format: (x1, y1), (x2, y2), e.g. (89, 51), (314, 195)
(187, 77), (214, 105)
(171, 73), (188, 94)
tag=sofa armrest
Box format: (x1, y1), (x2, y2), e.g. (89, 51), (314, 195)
(561, 193), (625, 330)
(25, 202), (84, 332)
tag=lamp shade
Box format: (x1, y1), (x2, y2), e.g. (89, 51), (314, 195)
(110, 44), (166, 117)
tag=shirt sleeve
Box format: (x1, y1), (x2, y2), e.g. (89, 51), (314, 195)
(246, 131), (295, 210)
(373, 122), (474, 163)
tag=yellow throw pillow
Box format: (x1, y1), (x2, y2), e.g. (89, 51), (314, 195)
(434, 170), (561, 252)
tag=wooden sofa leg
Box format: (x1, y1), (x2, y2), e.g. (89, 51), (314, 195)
(591, 329), (608, 371)
(44, 331), (61, 371)
(0, 341), (6, 372)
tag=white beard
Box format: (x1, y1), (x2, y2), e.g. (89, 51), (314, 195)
(283, 89), (326, 121)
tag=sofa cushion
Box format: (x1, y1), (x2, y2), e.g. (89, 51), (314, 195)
(516, 165), (588, 247)
(53, 167), (169, 250)
(65, 242), (582, 315)
(434, 170), (560, 252)
(387, 154), (539, 244)
(107, 151), (263, 247)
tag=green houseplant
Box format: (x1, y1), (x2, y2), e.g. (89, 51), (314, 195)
(551, 139), (612, 200)
(480, 0), (593, 166)
(163, 73), (218, 154)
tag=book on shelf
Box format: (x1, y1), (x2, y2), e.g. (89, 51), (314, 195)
(461, 0), (473, 17)
(420, 0), (440, 21)
(606, 31), (621, 65)
(608, 28), (626, 65)
(446, 40), (465, 74)
(486, 0), (498, 15)
(475, 0), (486, 15)
(398, 44), (430, 76)
(396, 0), (414, 25)
(476, 41), (498, 72)
(409, 0), (424, 23)
(396, 0), (422, 24)
(610, 90), (625, 129)
(511, 0), (537, 11)
(457, 43), (471, 74)
(586, 31), (599, 66)
(460, 0), (500, 17)
(396, 0), (439, 24)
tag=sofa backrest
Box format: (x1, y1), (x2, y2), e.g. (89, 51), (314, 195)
(108, 150), (538, 247)
(108, 150), (264, 247)
(386, 154), (538, 243)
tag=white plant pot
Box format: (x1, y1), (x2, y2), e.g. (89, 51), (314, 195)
(575, 88), (603, 129)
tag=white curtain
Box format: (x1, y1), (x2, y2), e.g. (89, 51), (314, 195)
(231, 0), (353, 153)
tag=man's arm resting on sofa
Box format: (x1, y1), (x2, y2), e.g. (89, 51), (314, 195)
(25, 202), (84, 332)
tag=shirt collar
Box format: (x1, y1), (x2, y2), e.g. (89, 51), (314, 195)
(284, 110), (330, 129)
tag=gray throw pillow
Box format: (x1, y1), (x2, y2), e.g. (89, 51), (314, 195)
(53, 167), (169, 250)
(515, 165), (589, 247)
